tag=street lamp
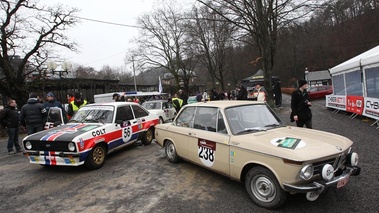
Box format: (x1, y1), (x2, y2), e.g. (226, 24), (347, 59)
(47, 61), (72, 78)
(47, 61), (72, 101)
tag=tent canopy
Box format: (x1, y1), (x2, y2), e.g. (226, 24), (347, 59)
(242, 69), (279, 83)
(330, 45), (379, 75)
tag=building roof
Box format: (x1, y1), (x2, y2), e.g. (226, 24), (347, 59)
(306, 70), (331, 81)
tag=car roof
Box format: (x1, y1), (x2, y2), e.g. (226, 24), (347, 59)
(143, 100), (168, 103)
(86, 102), (141, 107)
(186, 100), (264, 110)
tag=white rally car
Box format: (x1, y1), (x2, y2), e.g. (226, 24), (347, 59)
(142, 100), (177, 123)
(22, 102), (159, 170)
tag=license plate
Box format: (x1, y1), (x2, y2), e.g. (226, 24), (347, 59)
(337, 176), (349, 188)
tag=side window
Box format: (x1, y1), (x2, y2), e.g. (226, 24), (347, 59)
(193, 107), (217, 132)
(216, 109), (227, 134)
(132, 105), (149, 118)
(116, 106), (134, 121)
(175, 106), (195, 128)
(162, 102), (168, 109)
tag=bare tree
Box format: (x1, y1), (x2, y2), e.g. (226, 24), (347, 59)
(0, 0), (79, 106)
(132, 3), (197, 93)
(188, 5), (236, 91)
(196, 0), (318, 106)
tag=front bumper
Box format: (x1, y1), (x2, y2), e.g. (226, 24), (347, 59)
(23, 150), (84, 166)
(283, 166), (361, 193)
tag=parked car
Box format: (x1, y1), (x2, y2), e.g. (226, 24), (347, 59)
(22, 102), (159, 170)
(154, 101), (360, 209)
(307, 85), (333, 99)
(187, 96), (198, 104)
(142, 100), (176, 123)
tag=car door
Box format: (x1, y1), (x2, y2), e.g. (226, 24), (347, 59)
(168, 106), (196, 159)
(115, 105), (138, 146)
(188, 107), (230, 176)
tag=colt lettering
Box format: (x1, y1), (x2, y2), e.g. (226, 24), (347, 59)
(92, 128), (106, 137)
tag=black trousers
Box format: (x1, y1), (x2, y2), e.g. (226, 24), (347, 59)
(296, 119), (312, 129)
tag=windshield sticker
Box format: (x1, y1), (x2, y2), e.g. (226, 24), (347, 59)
(198, 139), (216, 167)
(271, 137), (306, 149)
(81, 125), (98, 132)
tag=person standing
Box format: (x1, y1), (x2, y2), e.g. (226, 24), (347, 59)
(67, 92), (88, 118)
(252, 83), (267, 102)
(171, 94), (183, 113)
(202, 90), (209, 102)
(0, 99), (22, 154)
(43, 92), (67, 124)
(195, 91), (203, 102)
(20, 93), (47, 135)
(290, 80), (312, 128)
(179, 89), (188, 106)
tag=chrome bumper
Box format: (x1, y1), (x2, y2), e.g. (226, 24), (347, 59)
(283, 166), (361, 193)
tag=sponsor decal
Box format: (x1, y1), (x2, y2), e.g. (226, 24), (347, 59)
(79, 138), (85, 150)
(271, 137), (306, 149)
(198, 139), (216, 167)
(91, 128), (106, 137)
(81, 125), (98, 132)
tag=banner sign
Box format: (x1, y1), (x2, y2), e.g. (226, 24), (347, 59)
(326, 95), (346, 110)
(362, 97), (379, 120)
(346, 96), (364, 114)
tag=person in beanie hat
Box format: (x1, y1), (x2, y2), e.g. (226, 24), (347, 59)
(43, 92), (67, 124)
(290, 80), (312, 128)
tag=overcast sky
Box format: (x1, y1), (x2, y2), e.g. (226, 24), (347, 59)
(44, 0), (195, 71)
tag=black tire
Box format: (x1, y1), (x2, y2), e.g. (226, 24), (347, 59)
(141, 128), (154, 145)
(84, 144), (107, 170)
(245, 167), (287, 209)
(159, 117), (164, 124)
(165, 140), (179, 163)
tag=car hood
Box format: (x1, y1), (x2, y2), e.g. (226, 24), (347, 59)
(231, 126), (353, 161)
(23, 123), (104, 142)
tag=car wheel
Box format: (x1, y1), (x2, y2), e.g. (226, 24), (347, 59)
(245, 167), (287, 209)
(165, 140), (179, 163)
(84, 144), (107, 170)
(141, 128), (154, 145)
(159, 117), (164, 124)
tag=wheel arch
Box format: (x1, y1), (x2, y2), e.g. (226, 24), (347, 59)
(240, 162), (282, 188)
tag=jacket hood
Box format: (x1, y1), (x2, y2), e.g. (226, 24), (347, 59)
(27, 98), (40, 104)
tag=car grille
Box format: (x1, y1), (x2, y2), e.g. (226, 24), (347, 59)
(313, 151), (348, 175)
(24, 140), (74, 152)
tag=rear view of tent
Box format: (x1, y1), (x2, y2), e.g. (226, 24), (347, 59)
(327, 45), (379, 126)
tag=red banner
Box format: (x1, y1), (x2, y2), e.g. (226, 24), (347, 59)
(346, 96), (364, 114)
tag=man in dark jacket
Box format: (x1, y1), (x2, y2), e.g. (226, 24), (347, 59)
(0, 99), (22, 154)
(43, 92), (67, 124)
(20, 93), (47, 135)
(290, 80), (312, 128)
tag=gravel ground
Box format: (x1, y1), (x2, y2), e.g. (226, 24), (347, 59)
(0, 94), (378, 213)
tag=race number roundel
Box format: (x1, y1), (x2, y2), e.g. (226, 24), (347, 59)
(122, 126), (132, 142)
(198, 139), (216, 167)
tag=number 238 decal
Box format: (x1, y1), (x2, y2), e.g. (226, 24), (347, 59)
(198, 139), (216, 167)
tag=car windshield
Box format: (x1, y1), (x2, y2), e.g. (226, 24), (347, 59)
(142, 102), (161, 110)
(225, 104), (283, 135)
(70, 106), (114, 123)
(307, 87), (318, 92)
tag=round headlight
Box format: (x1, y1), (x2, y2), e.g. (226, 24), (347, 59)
(347, 152), (359, 166)
(25, 141), (32, 150)
(68, 142), (76, 152)
(300, 164), (314, 180)
(321, 164), (334, 181)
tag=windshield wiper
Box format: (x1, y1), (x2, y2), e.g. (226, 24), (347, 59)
(236, 127), (267, 135)
(264, 123), (281, 128)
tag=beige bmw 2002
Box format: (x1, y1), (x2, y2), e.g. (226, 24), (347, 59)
(154, 101), (360, 209)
